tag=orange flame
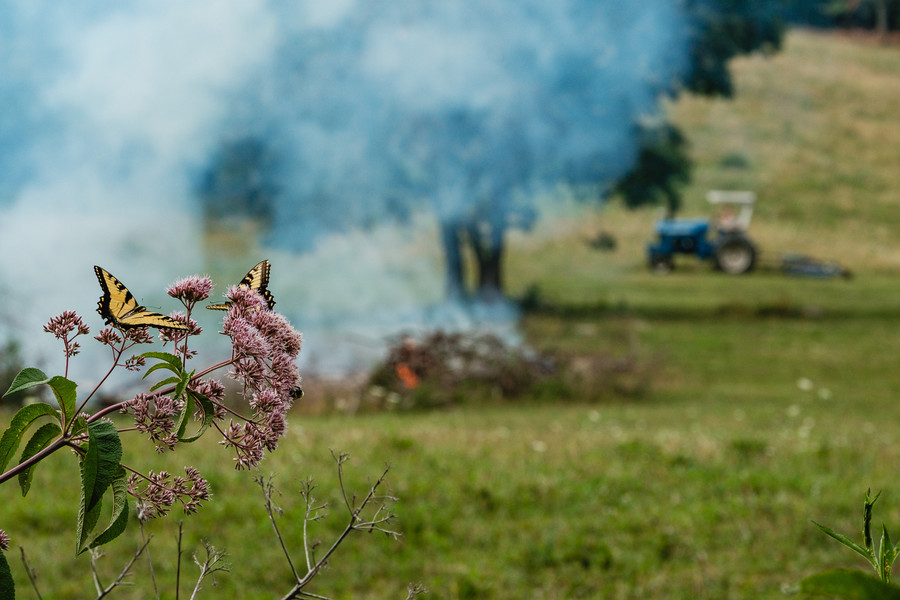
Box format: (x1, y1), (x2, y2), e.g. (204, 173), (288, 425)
(395, 362), (419, 389)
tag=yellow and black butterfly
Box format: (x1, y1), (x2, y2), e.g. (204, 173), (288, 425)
(207, 259), (275, 311)
(94, 266), (189, 331)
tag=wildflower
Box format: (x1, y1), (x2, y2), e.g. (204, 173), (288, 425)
(44, 311), (90, 358)
(167, 275), (213, 304)
(211, 284), (303, 468)
(124, 354), (147, 372)
(158, 312), (198, 346)
(44, 310), (90, 339)
(129, 467), (210, 519)
(95, 327), (123, 348)
(189, 378), (227, 420)
(0, 528), (9, 551)
(125, 393), (183, 452)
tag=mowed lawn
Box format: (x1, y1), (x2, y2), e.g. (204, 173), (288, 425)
(4, 29), (900, 599)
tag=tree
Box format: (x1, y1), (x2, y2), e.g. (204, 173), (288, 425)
(827, 0), (899, 39)
(443, 0), (790, 299)
(197, 1), (792, 302)
(614, 122), (691, 216)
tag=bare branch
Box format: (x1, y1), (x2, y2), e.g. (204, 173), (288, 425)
(175, 522), (184, 600)
(91, 539), (151, 600)
(19, 546), (43, 600)
(279, 455), (400, 600)
(139, 520), (160, 600)
(189, 541), (230, 600)
(257, 474), (301, 582)
(299, 476), (328, 573)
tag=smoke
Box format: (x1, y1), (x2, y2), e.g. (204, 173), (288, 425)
(0, 1), (691, 379)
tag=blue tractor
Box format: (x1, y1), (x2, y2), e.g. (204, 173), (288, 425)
(647, 191), (758, 275)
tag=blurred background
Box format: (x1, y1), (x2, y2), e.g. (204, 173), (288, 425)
(3, 1), (900, 596)
(0, 0), (794, 381)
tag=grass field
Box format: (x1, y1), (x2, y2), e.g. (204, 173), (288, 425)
(4, 29), (900, 599)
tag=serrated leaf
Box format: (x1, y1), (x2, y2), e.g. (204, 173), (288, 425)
(89, 465), (129, 549)
(82, 422), (123, 512)
(47, 376), (77, 426)
(178, 390), (215, 443)
(3, 367), (49, 397)
(77, 495), (103, 555)
(814, 521), (873, 562)
(17, 422), (62, 496)
(0, 549), (14, 599)
(799, 569), (900, 599)
(77, 421), (123, 553)
(0, 403), (60, 473)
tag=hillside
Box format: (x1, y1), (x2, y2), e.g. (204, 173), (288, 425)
(510, 28), (900, 283)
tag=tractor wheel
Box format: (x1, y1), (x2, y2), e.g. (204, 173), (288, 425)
(714, 236), (756, 275)
(649, 254), (674, 274)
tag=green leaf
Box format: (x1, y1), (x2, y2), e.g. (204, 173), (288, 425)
(0, 549), (14, 600)
(82, 421), (123, 511)
(77, 495), (103, 555)
(47, 376), (77, 426)
(70, 415), (88, 439)
(149, 376), (182, 393)
(141, 352), (183, 378)
(174, 391), (195, 440)
(77, 421), (123, 553)
(866, 490), (882, 552)
(3, 367), (49, 397)
(0, 403), (60, 473)
(814, 521), (874, 563)
(882, 526), (896, 583)
(17, 422), (62, 497)
(89, 465), (129, 549)
(177, 390), (215, 443)
(799, 569), (900, 599)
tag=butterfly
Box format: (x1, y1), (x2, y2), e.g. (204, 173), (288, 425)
(94, 266), (189, 331)
(207, 260), (275, 311)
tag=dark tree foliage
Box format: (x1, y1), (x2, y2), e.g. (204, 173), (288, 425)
(682, 0), (788, 98)
(196, 136), (278, 225)
(196, 3), (791, 301)
(826, 0), (900, 35)
(614, 122), (691, 215)
(614, 1), (789, 216)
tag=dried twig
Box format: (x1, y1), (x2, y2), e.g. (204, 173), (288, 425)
(19, 546), (43, 600)
(89, 539), (151, 599)
(189, 541), (229, 600)
(274, 452), (401, 600)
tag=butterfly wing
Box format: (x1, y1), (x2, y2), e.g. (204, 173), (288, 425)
(207, 260), (275, 310)
(94, 266), (188, 331)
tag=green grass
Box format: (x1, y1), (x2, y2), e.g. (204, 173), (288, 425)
(4, 29), (900, 599)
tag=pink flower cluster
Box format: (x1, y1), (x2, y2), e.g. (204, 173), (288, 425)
(127, 393), (183, 452)
(166, 275), (213, 304)
(129, 467), (210, 520)
(0, 528), (9, 551)
(43, 310), (90, 358)
(41, 269), (303, 522)
(219, 286), (302, 469)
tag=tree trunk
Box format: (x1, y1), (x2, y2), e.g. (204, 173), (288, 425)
(875, 0), (889, 42)
(439, 221), (466, 300)
(468, 221), (506, 302)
